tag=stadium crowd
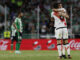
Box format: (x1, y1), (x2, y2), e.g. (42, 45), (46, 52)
(0, 0), (80, 38)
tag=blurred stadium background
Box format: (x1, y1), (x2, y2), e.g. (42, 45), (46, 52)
(0, 0), (80, 60)
(0, 0), (80, 39)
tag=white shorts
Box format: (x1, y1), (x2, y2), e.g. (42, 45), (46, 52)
(55, 28), (68, 40)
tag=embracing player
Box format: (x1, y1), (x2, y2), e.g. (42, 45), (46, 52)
(51, 3), (72, 59)
(11, 11), (23, 54)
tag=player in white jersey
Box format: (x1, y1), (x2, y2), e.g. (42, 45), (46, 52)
(51, 3), (71, 59)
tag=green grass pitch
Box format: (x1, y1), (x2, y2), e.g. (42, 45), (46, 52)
(0, 50), (79, 60)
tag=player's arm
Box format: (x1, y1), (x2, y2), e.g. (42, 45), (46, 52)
(13, 23), (20, 32)
(51, 12), (54, 21)
(53, 9), (65, 13)
(50, 17), (54, 27)
(51, 14), (54, 22)
(13, 23), (17, 30)
(50, 12), (54, 25)
(61, 9), (69, 19)
(53, 8), (69, 19)
(51, 17), (54, 22)
(60, 12), (69, 19)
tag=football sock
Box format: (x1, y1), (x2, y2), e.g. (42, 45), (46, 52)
(65, 43), (70, 55)
(62, 45), (65, 55)
(11, 44), (13, 50)
(57, 44), (62, 56)
(16, 43), (20, 50)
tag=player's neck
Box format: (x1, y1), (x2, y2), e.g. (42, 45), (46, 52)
(18, 16), (21, 18)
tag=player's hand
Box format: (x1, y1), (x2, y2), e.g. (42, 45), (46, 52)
(52, 9), (58, 12)
(18, 30), (21, 33)
(16, 28), (19, 32)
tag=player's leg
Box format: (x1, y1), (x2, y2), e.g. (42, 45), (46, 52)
(55, 29), (62, 59)
(16, 40), (21, 51)
(63, 28), (71, 59)
(15, 32), (22, 54)
(11, 36), (14, 50)
(62, 39), (67, 59)
(10, 36), (15, 53)
(63, 39), (71, 59)
(57, 40), (62, 59)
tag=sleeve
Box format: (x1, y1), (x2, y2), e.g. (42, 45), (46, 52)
(51, 12), (54, 18)
(63, 8), (67, 12)
(14, 18), (18, 24)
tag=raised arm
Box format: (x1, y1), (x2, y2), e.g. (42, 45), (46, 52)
(53, 9), (65, 13)
(59, 12), (69, 19)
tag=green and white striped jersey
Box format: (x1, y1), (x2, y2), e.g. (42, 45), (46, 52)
(11, 17), (23, 36)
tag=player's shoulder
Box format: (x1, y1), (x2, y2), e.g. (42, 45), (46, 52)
(15, 17), (21, 21)
(51, 12), (55, 15)
(51, 11), (55, 18)
(15, 17), (18, 20)
(51, 12), (54, 17)
(14, 17), (19, 22)
(16, 17), (19, 20)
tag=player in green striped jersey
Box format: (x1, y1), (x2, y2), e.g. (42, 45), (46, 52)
(11, 12), (23, 54)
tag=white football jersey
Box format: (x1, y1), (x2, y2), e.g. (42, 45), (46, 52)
(51, 8), (67, 28)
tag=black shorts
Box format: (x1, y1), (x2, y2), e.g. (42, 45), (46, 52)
(11, 32), (22, 43)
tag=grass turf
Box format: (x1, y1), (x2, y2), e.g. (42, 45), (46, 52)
(0, 50), (79, 60)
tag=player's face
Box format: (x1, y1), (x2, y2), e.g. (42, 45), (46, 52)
(58, 4), (62, 8)
(20, 13), (23, 17)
